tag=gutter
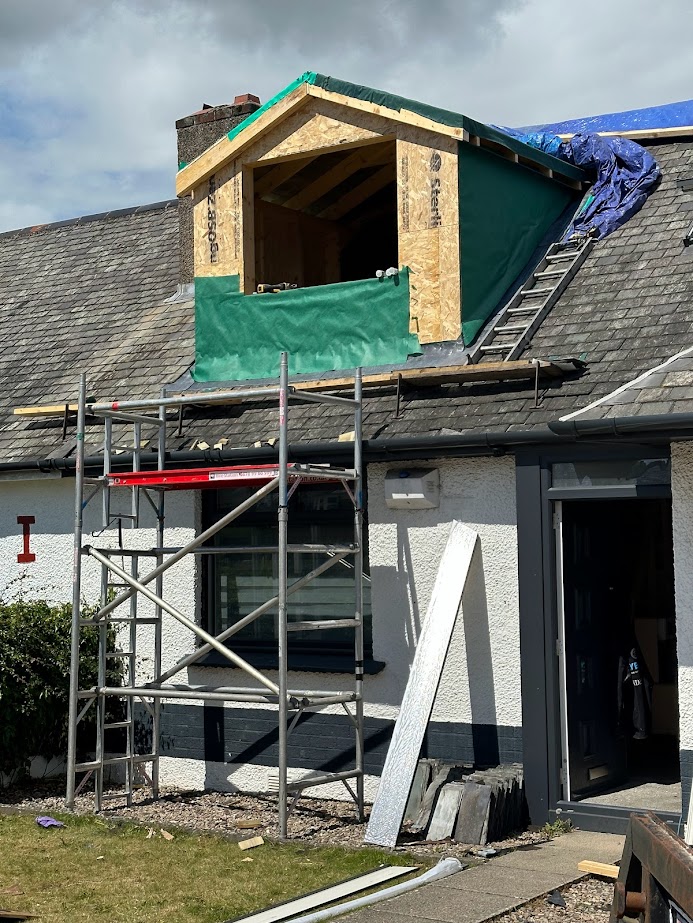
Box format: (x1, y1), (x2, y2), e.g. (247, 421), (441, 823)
(2, 416), (693, 477)
(0, 431), (559, 475)
(548, 412), (693, 438)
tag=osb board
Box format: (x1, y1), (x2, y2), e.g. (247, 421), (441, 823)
(242, 97), (397, 165)
(192, 96), (462, 329)
(193, 158), (244, 279)
(397, 131), (460, 343)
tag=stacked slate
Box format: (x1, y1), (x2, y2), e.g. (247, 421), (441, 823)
(402, 760), (527, 845)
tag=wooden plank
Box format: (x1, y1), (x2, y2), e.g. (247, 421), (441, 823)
(559, 125), (693, 142)
(13, 360), (565, 418)
(254, 155), (317, 197)
(365, 523), (478, 848)
(14, 403), (78, 417)
(281, 143), (391, 211)
(176, 84), (310, 196)
(577, 860), (619, 879)
(230, 866), (417, 923)
(317, 163), (396, 221)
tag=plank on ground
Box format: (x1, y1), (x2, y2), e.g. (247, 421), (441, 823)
(577, 860), (619, 879)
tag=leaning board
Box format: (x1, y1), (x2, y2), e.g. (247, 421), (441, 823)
(364, 521), (479, 847)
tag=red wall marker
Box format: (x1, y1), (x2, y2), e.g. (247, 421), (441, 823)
(17, 515), (36, 563)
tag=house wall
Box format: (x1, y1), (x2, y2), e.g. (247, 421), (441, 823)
(0, 457), (522, 802)
(162, 455), (522, 801)
(670, 442), (693, 808)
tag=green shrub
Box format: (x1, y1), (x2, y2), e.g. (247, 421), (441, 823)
(0, 599), (122, 780)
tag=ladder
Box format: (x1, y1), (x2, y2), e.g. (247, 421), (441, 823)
(468, 235), (594, 363)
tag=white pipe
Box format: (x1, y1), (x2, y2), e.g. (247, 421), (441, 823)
(286, 857), (464, 923)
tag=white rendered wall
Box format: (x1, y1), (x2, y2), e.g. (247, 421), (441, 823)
(0, 472), (197, 702)
(0, 458), (521, 799)
(178, 455), (522, 798)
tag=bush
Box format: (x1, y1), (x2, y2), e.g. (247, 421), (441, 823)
(0, 599), (122, 780)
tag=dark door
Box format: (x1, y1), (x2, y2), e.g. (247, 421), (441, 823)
(561, 501), (628, 798)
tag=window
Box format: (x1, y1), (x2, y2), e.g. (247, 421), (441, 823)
(202, 484), (371, 658)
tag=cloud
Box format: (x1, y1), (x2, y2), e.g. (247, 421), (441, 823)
(0, 0), (692, 231)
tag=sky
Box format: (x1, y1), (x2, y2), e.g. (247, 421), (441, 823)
(1, 0), (692, 233)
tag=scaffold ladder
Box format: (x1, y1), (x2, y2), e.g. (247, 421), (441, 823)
(65, 353), (365, 837)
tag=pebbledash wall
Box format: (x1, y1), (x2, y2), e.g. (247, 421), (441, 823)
(670, 442), (693, 810)
(0, 456), (522, 800)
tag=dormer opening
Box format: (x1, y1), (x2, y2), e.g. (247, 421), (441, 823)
(250, 139), (398, 292)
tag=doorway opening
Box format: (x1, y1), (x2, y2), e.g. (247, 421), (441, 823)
(251, 139), (397, 291)
(557, 498), (680, 813)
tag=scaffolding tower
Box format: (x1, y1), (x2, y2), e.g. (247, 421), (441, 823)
(66, 352), (365, 837)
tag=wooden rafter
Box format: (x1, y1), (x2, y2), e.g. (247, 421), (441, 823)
(254, 155), (317, 197)
(318, 163), (396, 221)
(280, 143), (393, 211)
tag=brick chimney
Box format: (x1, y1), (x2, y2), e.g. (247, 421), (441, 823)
(176, 94), (261, 283)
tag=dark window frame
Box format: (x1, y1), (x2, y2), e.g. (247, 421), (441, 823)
(200, 480), (373, 661)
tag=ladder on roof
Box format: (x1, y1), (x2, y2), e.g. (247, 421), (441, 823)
(468, 235), (594, 364)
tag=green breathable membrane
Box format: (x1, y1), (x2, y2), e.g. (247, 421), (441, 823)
(458, 142), (577, 345)
(193, 271), (420, 382)
(226, 72), (319, 143)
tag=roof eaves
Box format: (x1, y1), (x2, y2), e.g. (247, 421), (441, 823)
(0, 199), (178, 240)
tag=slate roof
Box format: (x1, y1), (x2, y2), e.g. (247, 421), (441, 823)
(0, 201), (194, 461)
(1, 139), (693, 465)
(556, 347), (693, 421)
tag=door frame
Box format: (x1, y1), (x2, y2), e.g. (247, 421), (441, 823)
(515, 443), (674, 831)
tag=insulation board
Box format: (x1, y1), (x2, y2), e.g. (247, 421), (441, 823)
(364, 521), (479, 847)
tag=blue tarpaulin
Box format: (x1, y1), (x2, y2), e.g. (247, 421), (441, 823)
(521, 98), (693, 136)
(498, 125), (660, 239)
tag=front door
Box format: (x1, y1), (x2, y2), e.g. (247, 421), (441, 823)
(557, 500), (628, 798)
(555, 497), (679, 805)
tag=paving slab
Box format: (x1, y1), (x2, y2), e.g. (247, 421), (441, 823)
(344, 830), (625, 923)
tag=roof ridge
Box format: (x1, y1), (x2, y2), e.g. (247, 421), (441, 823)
(0, 198), (179, 240)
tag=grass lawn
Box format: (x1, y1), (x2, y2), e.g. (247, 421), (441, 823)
(0, 812), (417, 923)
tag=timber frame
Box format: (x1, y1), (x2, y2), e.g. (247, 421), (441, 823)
(178, 79), (584, 346)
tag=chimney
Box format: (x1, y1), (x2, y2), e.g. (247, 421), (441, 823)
(176, 95), (262, 284)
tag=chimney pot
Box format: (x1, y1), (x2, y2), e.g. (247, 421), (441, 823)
(234, 93), (261, 106)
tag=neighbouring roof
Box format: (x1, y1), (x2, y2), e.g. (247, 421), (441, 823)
(523, 97), (693, 139)
(0, 200), (194, 462)
(557, 346), (693, 422)
(1, 142), (692, 465)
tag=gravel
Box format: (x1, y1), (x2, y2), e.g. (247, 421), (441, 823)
(0, 781), (552, 858)
(492, 878), (613, 923)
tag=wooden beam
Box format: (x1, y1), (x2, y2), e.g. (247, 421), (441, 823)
(254, 155), (317, 197)
(176, 83), (310, 196)
(280, 143), (392, 212)
(577, 861), (619, 879)
(317, 163), (396, 221)
(559, 125), (693, 141)
(14, 403), (78, 417)
(12, 360), (569, 418)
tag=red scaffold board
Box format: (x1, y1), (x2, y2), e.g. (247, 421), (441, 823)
(106, 464), (342, 490)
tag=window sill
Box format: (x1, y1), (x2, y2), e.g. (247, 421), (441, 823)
(193, 651), (386, 674)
